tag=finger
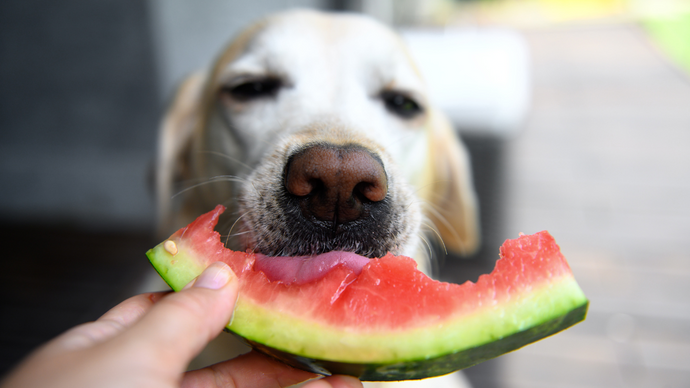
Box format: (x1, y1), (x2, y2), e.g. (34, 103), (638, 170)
(181, 350), (319, 388)
(117, 262), (239, 371)
(98, 291), (168, 327)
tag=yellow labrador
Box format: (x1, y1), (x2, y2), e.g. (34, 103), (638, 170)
(155, 9), (479, 387)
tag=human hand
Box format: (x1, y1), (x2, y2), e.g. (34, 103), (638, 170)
(1, 262), (362, 388)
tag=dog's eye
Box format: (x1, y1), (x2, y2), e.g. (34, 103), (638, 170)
(223, 78), (282, 101)
(381, 91), (423, 119)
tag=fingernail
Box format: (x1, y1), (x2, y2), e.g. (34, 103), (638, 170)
(190, 262), (234, 290)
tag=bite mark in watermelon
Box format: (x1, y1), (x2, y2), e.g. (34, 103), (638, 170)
(146, 205), (588, 381)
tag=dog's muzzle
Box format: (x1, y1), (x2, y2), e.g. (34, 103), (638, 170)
(239, 141), (410, 259)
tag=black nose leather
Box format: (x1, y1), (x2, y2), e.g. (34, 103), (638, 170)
(285, 144), (388, 225)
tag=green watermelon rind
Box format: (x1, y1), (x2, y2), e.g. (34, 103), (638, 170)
(244, 301), (589, 381)
(146, 239), (588, 381)
(147, 243), (204, 290)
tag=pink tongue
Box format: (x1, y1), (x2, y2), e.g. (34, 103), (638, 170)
(254, 251), (371, 285)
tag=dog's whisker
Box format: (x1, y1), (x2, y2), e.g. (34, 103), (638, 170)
(199, 150), (254, 172)
(416, 233), (435, 276)
(249, 181), (264, 201)
(418, 233), (433, 260)
(419, 199), (453, 224)
(226, 230), (252, 238)
(226, 211), (251, 246)
(401, 197), (427, 214)
(171, 175), (247, 199)
(210, 206), (241, 246)
(420, 200), (453, 225)
(408, 178), (456, 200)
(421, 221), (447, 255)
(419, 200), (464, 251)
(176, 175), (249, 186)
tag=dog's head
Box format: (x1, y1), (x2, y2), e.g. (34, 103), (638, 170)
(157, 10), (480, 271)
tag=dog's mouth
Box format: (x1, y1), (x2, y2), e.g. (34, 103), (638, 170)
(253, 251), (371, 285)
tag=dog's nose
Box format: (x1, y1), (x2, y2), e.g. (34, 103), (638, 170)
(285, 144), (388, 225)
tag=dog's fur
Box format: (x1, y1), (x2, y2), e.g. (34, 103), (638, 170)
(155, 9), (480, 387)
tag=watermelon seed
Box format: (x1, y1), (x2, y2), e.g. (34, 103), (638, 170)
(164, 240), (178, 256)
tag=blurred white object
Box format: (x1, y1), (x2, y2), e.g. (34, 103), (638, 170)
(400, 28), (531, 137)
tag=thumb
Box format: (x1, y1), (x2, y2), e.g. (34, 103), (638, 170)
(118, 261), (239, 371)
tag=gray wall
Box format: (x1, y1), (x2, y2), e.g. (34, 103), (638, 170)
(0, 0), (159, 230)
(0, 0), (329, 231)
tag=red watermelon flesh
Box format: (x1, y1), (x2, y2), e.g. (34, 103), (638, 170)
(147, 205), (588, 381)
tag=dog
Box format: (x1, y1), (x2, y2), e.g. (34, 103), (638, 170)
(154, 9), (480, 388)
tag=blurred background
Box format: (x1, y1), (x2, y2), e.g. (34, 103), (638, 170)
(1, 0), (689, 386)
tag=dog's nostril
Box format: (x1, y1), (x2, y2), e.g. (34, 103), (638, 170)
(285, 144), (388, 224)
(355, 181), (387, 203)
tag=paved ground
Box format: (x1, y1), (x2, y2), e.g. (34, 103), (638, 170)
(462, 21), (690, 388)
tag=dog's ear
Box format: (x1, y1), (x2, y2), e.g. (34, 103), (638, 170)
(155, 72), (207, 237)
(424, 109), (481, 256)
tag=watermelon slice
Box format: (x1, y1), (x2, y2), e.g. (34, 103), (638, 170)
(147, 205), (588, 381)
